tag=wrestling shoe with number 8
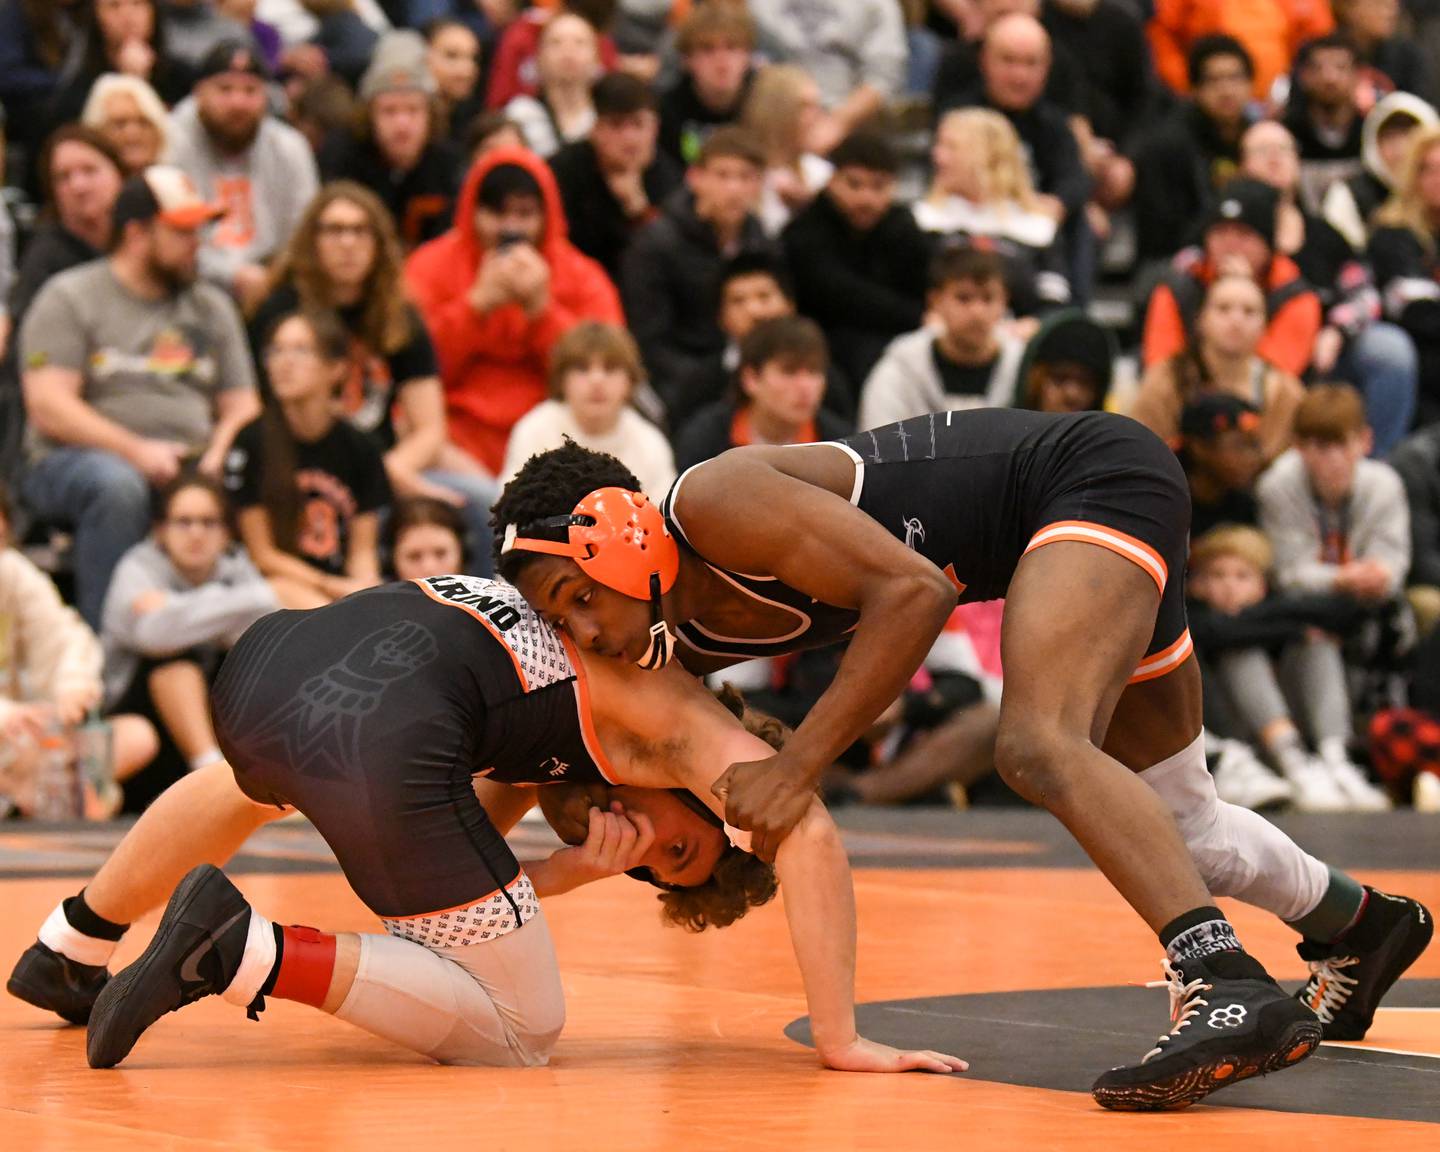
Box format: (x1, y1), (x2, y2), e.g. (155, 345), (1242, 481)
(1092, 950), (1322, 1111)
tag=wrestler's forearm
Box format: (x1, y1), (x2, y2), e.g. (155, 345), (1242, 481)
(773, 801), (859, 1057)
(785, 577), (954, 778)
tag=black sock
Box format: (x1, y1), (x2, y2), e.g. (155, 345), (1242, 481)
(63, 889), (128, 943)
(1160, 906), (1242, 963)
(260, 922), (285, 996)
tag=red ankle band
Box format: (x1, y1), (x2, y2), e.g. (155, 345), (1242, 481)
(271, 925), (337, 1008)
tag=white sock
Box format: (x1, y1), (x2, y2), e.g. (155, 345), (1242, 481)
(1318, 737), (1351, 766)
(221, 909), (277, 1008)
(188, 747), (226, 772)
(38, 902), (119, 967)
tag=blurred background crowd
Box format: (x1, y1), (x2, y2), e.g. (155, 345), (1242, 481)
(4, 0), (1440, 822)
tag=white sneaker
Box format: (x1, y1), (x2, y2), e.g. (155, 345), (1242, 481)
(1413, 770), (1440, 813)
(1323, 756), (1393, 812)
(1212, 740), (1293, 810)
(1283, 756), (1352, 812)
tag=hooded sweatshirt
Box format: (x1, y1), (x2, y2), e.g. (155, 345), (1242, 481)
(405, 147), (625, 475)
(1323, 92), (1439, 252)
(858, 325), (1024, 430)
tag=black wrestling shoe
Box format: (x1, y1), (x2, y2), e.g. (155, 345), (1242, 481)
(87, 865), (252, 1069)
(7, 941), (110, 1025)
(1092, 950), (1322, 1111)
(1297, 888), (1433, 1042)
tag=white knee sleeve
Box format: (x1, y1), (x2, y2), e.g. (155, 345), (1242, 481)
(335, 913), (565, 1067)
(1141, 731), (1329, 922)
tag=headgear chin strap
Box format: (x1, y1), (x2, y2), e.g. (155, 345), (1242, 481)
(502, 487), (680, 669)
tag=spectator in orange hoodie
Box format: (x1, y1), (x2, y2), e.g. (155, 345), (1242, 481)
(1149, 0), (1333, 102)
(1142, 177), (1323, 378)
(405, 146), (624, 478)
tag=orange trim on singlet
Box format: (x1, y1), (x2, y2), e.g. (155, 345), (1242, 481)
(412, 578), (530, 690)
(1023, 520), (1168, 595)
(559, 631), (619, 784)
(384, 870), (532, 921)
(1128, 629), (1194, 685)
(942, 563), (968, 596)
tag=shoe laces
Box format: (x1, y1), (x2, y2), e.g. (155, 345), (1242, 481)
(1142, 959), (1211, 1063)
(1301, 955), (1360, 1022)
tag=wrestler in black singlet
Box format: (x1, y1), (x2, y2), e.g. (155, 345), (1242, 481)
(211, 577), (611, 921)
(662, 409), (1192, 677)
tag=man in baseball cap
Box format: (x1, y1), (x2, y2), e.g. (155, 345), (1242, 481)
(112, 165), (224, 236)
(167, 37), (319, 305)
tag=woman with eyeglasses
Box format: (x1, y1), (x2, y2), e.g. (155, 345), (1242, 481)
(227, 309), (389, 610)
(100, 473), (276, 810)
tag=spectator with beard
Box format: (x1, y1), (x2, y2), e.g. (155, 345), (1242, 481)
(1332, 0), (1430, 104)
(663, 250), (852, 432)
(168, 40), (319, 309)
(1241, 119), (1419, 456)
(1012, 308), (1116, 413)
(49, 0), (192, 130)
(504, 12), (602, 158)
(658, 3), (755, 168)
(1135, 36), (1258, 264)
(622, 126), (772, 403)
(747, 0), (906, 148)
(550, 72), (683, 283)
(673, 315), (849, 471)
(425, 18), (484, 148)
(322, 32), (462, 251)
(81, 74), (173, 177)
(1283, 35), (1366, 213)
(1325, 92), (1438, 251)
(1, 128), (125, 483)
(18, 167), (261, 627)
(781, 131), (931, 389)
(250, 182), (497, 571)
(405, 147), (624, 477)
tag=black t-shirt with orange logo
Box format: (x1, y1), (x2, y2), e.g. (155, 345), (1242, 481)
(249, 286), (439, 451)
(225, 417), (391, 575)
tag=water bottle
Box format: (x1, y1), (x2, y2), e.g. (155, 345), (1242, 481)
(31, 720), (81, 822)
(74, 709), (117, 819)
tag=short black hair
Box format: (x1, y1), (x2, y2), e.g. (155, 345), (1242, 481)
(828, 130), (900, 175)
(928, 244), (1005, 293)
(1296, 32), (1359, 69)
(592, 71), (657, 118)
(1187, 34), (1254, 88)
(718, 249), (793, 300)
(491, 439), (640, 580)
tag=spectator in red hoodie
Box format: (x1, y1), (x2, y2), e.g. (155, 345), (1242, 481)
(405, 146), (624, 478)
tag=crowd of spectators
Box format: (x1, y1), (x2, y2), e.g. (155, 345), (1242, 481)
(4, 0), (1440, 821)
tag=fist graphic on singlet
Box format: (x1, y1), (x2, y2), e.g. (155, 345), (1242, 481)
(296, 622), (438, 720)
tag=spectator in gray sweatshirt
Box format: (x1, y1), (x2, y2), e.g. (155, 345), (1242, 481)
(167, 39), (318, 308)
(101, 473), (278, 810)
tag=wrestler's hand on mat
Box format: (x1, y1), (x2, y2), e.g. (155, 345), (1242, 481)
(712, 752), (815, 862)
(816, 1036), (969, 1075)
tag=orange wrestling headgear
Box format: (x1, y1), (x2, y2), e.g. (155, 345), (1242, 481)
(501, 488), (680, 669)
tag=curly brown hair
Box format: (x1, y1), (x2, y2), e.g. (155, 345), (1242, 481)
(653, 683), (784, 932)
(263, 181), (414, 356)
